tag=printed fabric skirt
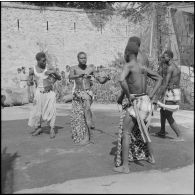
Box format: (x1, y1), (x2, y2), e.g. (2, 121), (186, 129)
(71, 90), (93, 144)
(115, 95), (153, 167)
(28, 87), (56, 128)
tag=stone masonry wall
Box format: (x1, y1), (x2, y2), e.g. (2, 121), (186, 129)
(1, 2), (149, 87)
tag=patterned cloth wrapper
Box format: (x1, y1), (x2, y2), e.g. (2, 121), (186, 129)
(115, 95), (153, 167)
(70, 89), (93, 144)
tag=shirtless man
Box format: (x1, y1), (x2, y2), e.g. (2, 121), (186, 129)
(156, 50), (184, 141)
(114, 42), (162, 173)
(69, 52), (110, 145)
(127, 36), (149, 67)
(118, 36), (150, 100)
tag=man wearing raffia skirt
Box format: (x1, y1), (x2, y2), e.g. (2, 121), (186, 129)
(113, 42), (162, 174)
(69, 52), (110, 145)
(28, 52), (61, 139)
(155, 50), (184, 141)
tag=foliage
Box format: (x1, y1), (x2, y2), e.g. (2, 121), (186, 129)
(109, 52), (125, 70)
(21, 1), (114, 10)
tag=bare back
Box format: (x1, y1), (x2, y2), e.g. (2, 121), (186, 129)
(126, 61), (147, 94)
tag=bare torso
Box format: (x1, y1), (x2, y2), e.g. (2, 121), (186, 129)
(168, 62), (181, 89)
(72, 65), (94, 90)
(126, 61), (147, 94)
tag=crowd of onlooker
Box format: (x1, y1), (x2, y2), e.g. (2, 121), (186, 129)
(14, 65), (73, 104)
(8, 65), (117, 105)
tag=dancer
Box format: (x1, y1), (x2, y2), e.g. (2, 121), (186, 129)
(28, 52), (61, 139)
(118, 36), (150, 100)
(69, 51), (110, 145)
(127, 36), (149, 67)
(156, 50), (184, 141)
(114, 42), (162, 173)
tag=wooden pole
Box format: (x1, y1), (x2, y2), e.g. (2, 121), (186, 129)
(17, 19), (19, 30)
(149, 15), (154, 57)
(74, 22), (76, 32)
(47, 21), (48, 31)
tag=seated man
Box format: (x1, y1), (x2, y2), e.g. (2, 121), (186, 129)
(114, 42), (162, 173)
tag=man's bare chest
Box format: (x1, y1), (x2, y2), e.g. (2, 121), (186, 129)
(75, 67), (93, 75)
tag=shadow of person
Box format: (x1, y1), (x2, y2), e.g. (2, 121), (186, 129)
(149, 126), (174, 139)
(1, 147), (19, 194)
(41, 125), (64, 135)
(110, 138), (147, 167)
(109, 141), (118, 156)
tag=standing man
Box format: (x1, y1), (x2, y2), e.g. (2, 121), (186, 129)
(127, 36), (150, 68)
(118, 36), (150, 99)
(65, 65), (71, 86)
(114, 42), (162, 173)
(19, 67), (28, 88)
(69, 52), (110, 145)
(156, 50), (184, 141)
(16, 68), (22, 87)
(28, 52), (61, 139)
(27, 67), (35, 103)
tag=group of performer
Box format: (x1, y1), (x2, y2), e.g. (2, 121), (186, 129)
(28, 36), (184, 173)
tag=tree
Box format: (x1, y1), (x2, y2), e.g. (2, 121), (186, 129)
(21, 2), (115, 10)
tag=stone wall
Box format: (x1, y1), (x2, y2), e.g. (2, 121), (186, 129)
(1, 2), (150, 85)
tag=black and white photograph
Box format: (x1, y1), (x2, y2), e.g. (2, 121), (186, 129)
(1, 1), (194, 194)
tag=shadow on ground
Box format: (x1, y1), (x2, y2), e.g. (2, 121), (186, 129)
(1, 110), (194, 192)
(1, 147), (19, 194)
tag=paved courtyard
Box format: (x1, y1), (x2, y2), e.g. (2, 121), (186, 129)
(1, 103), (194, 194)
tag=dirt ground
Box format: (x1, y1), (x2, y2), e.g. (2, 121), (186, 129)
(1, 103), (194, 193)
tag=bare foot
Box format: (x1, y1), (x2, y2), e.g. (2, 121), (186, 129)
(171, 137), (184, 142)
(113, 166), (130, 174)
(147, 155), (155, 164)
(75, 141), (91, 146)
(32, 128), (42, 136)
(155, 131), (168, 137)
(50, 128), (55, 139)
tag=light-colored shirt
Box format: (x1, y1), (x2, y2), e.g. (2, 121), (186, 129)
(33, 66), (48, 88)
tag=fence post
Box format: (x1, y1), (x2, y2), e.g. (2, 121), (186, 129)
(17, 19), (19, 30)
(47, 21), (48, 31)
(74, 22), (76, 32)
